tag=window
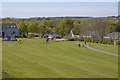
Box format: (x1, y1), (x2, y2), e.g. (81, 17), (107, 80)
(13, 31), (15, 34)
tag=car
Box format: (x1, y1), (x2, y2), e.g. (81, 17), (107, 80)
(53, 36), (61, 39)
(40, 36), (48, 38)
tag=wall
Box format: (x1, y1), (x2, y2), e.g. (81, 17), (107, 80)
(1, 29), (20, 36)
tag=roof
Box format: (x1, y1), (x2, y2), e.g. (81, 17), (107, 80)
(0, 23), (19, 29)
(107, 32), (120, 39)
(108, 32), (120, 36)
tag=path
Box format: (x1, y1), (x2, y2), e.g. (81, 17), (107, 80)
(87, 46), (120, 56)
(77, 43), (120, 56)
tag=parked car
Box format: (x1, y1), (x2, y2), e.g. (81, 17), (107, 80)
(53, 36), (61, 39)
(48, 36), (54, 39)
(40, 36), (48, 38)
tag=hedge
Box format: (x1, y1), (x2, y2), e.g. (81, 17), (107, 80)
(68, 38), (114, 45)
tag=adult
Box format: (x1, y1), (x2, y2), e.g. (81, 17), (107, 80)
(84, 41), (86, 44)
(45, 38), (49, 43)
(78, 43), (81, 47)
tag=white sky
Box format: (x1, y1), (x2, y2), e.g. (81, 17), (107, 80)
(0, 0), (119, 18)
(1, 0), (120, 2)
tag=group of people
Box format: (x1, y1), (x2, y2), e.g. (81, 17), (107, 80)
(78, 41), (90, 48)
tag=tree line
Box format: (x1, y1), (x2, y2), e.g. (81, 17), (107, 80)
(1, 17), (119, 41)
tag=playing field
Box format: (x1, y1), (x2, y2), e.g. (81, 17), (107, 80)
(0, 41), (2, 79)
(2, 38), (118, 78)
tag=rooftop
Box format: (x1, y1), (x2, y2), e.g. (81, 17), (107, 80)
(0, 23), (19, 29)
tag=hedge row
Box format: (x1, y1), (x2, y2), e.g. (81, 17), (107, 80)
(68, 38), (114, 45)
(116, 41), (120, 45)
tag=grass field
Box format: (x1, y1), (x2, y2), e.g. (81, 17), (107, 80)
(2, 38), (118, 78)
(0, 41), (2, 79)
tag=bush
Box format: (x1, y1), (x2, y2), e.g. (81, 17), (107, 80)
(75, 38), (83, 41)
(99, 41), (102, 43)
(102, 41), (107, 44)
(95, 41), (99, 43)
(67, 37), (114, 45)
(15, 35), (22, 38)
(91, 40), (95, 43)
(68, 38), (75, 41)
(116, 41), (120, 45)
(21, 33), (27, 38)
(28, 34), (34, 38)
(118, 41), (120, 45)
(107, 41), (112, 44)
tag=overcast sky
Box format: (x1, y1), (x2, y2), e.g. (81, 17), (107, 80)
(1, 1), (118, 18)
(1, 0), (119, 2)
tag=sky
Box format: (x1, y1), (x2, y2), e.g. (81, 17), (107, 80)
(0, 1), (119, 18)
(1, 0), (120, 2)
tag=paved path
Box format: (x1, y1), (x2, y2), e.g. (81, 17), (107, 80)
(86, 46), (120, 56)
(77, 43), (120, 56)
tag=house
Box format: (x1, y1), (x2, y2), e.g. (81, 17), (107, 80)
(0, 23), (20, 37)
(104, 32), (120, 40)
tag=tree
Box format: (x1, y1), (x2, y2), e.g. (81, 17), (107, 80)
(105, 20), (118, 34)
(18, 21), (29, 36)
(57, 19), (73, 37)
(73, 20), (81, 35)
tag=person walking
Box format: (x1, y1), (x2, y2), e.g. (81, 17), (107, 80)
(84, 41), (86, 44)
(78, 43), (81, 47)
(45, 38), (49, 43)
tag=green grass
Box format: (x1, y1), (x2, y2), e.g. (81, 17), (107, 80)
(2, 39), (118, 78)
(0, 42), (2, 79)
(88, 42), (118, 54)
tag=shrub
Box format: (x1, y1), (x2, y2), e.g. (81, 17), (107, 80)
(67, 37), (114, 45)
(118, 41), (120, 45)
(95, 41), (99, 43)
(21, 33), (27, 38)
(76, 38), (81, 41)
(99, 41), (102, 43)
(28, 34), (34, 38)
(107, 41), (112, 44)
(91, 40), (95, 43)
(68, 38), (75, 41)
(116, 41), (120, 45)
(102, 41), (107, 44)
(15, 35), (22, 38)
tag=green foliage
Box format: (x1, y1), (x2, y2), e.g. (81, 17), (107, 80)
(116, 41), (120, 45)
(2, 71), (12, 78)
(28, 34), (34, 38)
(68, 38), (75, 41)
(67, 37), (114, 45)
(57, 19), (73, 37)
(15, 35), (22, 38)
(1, 17), (119, 40)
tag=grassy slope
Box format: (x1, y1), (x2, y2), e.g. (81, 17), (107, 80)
(76, 41), (118, 54)
(0, 42), (2, 79)
(89, 43), (118, 54)
(2, 39), (118, 78)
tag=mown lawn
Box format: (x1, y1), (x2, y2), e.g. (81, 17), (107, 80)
(0, 41), (2, 79)
(89, 42), (118, 54)
(2, 38), (118, 78)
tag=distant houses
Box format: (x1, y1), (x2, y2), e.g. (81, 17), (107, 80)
(0, 23), (20, 37)
(104, 32), (120, 40)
